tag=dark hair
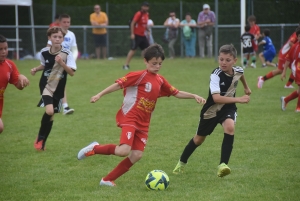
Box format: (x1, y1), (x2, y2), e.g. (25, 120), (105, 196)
(245, 25), (251, 32)
(185, 12), (191, 17)
(0, 34), (7, 43)
(59, 14), (70, 21)
(144, 43), (165, 61)
(219, 44), (237, 58)
(141, 1), (149, 7)
(296, 29), (300, 37)
(47, 26), (66, 37)
(263, 29), (270, 36)
(55, 14), (60, 20)
(247, 15), (256, 22)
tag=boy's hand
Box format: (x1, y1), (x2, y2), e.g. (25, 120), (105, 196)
(194, 95), (206, 105)
(239, 95), (250, 103)
(90, 94), (100, 103)
(281, 72), (286, 81)
(18, 74), (30, 88)
(244, 87), (252, 95)
(30, 68), (37, 76)
(55, 55), (64, 65)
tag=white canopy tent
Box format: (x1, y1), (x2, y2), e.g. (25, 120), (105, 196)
(0, 0), (36, 60)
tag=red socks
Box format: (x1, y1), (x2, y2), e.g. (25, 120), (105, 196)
(94, 144), (116, 155)
(284, 91), (298, 104)
(286, 73), (295, 86)
(103, 157), (133, 181)
(263, 72), (274, 81)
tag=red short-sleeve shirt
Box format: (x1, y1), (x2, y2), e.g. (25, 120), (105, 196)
(115, 70), (179, 131)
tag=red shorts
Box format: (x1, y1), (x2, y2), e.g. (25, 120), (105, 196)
(278, 58), (285, 71)
(292, 62), (300, 85)
(119, 126), (148, 151)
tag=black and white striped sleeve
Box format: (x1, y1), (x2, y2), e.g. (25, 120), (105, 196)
(210, 69), (221, 94)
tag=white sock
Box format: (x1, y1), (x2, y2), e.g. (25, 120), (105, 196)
(62, 103), (68, 109)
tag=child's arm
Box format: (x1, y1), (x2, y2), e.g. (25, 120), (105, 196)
(212, 94), (250, 104)
(15, 74), (30, 90)
(55, 55), (75, 76)
(240, 74), (252, 95)
(258, 40), (265, 46)
(281, 60), (290, 80)
(90, 83), (121, 103)
(174, 91), (206, 105)
(30, 64), (45, 76)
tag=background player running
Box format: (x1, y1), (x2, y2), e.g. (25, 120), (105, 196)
(77, 44), (206, 187)
(31, 27), (77, 150)
(173, 44), (251, 178)
(0, 35), (29, 133)
(241, 25), (256, 68)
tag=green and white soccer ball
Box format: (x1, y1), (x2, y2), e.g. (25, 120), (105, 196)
(145, 170), (170, 190)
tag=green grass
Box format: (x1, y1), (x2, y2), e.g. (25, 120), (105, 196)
(1, 57), (299, 201)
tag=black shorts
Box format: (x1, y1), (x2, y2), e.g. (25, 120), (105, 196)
(37, 95), (62, 113)
(131, 35), (149, 50)
(93, 33), (107, 47)
(196, 109), (237, 136)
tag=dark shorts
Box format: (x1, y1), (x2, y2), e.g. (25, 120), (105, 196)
(37, 95), (62, 113)
(131, 35), (149, 50)
(263, 50), (276, 62)
(93, 33), (107, 47)
(197, 109), (237, 136)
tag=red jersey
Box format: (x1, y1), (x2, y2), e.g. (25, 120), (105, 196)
(133, 11), (149, 36)
(286, 42), (300, 84)
(49, 22), (59, 27)
(115, 70), (179, 131)
(279, 32), (298, 59)
(0, 59), (20, 117)
(249, 24), (260, 37)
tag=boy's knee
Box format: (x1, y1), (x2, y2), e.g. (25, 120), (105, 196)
(45, 110), (54, 116)
(193, 135), (206, 145)
(115, 145), (131, 157)
(130, 151), (143, 160)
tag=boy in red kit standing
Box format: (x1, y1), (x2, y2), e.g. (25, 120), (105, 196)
(77, 44), (206, 186)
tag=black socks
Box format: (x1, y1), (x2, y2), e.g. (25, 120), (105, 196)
(37, 113), (52, 142)
(180, 138), (199, 163)
(220, 133), (234, 164)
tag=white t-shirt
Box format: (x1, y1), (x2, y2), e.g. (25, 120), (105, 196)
(166, 17), (179, 25)
(47, 30), (77, 50)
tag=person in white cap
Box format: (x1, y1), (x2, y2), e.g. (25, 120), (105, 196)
(197, 4), (216, 58)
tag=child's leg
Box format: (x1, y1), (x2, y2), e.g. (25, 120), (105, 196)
(251, 52), (256, 64)
(242, 53), (248, 67)
(286, 72), (295, 87)
(296, 86), (300, 111)
(179, 135), (206, 163)
(37, 104), (54, 142)
(0, 118), (3, 134)
(259, 52), (265, 66)
(262, 69), (282, 81)
(102, 129), (147, 182)
(220, 118), (235, 165)
(284, 90), (298, 105)
(266, 61), (277, 67)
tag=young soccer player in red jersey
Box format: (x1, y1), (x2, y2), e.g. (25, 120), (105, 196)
(31, 27), (76, 150)
(0, 35), (29, 133)
(281, 29), (300, 112)
(257, 27), (300, 89)
(173, 44), (251, 177)
(77, 44), (206, 186)
(248, 15), (261, 66)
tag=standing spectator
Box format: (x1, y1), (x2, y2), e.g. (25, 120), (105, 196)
(90, 4), (108, 59)
(180, 13), (197, 58)
(146, 19), (154, 45)
(197, 4), (215, 58)
(123, 1), (150, 70)
(163, 11), (180, 59)
(49, 14), (60, 27)
(248, 15), (261, 57)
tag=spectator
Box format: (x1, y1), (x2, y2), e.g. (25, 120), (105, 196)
(197, 4), (215, 58)
(90, 4), (108, 59)
(49, 14), (60, 27)
(123, 1), (150, 70)
(146, 19), (154, 45)
(180, 13), (197, 58)
(163, 11), (180, 59)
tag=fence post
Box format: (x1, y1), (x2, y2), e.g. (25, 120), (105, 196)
(83, 26), (87, 56)
(180, 1), (183, 57)
(106, 1), (109, 57)
(214, 0), (218, 62)
(280, 24), (284, 48)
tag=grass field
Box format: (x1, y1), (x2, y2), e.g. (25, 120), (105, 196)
(1, 57), (299, 201)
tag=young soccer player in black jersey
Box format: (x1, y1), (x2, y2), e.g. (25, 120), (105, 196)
(173, 44), (251, 177)
(31, 27), (77, 150)
(241, 25), (256, 68)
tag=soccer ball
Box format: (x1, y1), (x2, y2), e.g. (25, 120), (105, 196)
(145, 170), (170, 190)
